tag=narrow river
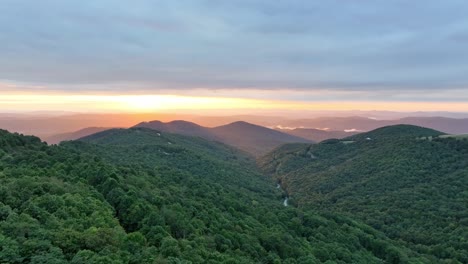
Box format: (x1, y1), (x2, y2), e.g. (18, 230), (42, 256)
(277, 182), (289, 207)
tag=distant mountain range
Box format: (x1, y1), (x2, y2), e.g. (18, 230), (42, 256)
(134, 120), (311, 156)
(2, 112), (468, 138)
(35, 115), (468, 153)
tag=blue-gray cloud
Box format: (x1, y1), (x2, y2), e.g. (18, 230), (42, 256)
(1, 0), (468, 96)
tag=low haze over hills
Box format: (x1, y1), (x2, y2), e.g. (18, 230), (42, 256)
(278, 116), (468, 135)
(4, 111), (468, 143)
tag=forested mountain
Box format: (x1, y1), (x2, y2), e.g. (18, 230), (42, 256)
(133, 120), (219, 141)
(277, 128), (358, 142)
(259, 125), (468, 263)
(134, 120), (311, 156)
(210, 121), (312, 157)
(0, 128), (434, 263)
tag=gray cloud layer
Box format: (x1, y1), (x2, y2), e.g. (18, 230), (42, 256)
(1, 0), (468, 96)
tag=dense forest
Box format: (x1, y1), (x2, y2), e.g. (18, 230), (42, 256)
(260, 125), (468, 263)
(0, 127), (436, 263)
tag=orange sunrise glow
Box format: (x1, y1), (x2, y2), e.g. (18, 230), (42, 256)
(1, 92), (468, 113)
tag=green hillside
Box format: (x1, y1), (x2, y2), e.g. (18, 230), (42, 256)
(0, 128), (432, 263)
(259, 125), (468, 263)
(346, 124), (445, 141)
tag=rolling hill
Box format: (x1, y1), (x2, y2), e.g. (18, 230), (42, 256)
(211, 121), (312, 156)
(344, 124), (445, 140)
(0, 128), (433, 263)
(133, 120), (219, 141)
(259, 125), (468, 263)
(134, 120), (312, 156)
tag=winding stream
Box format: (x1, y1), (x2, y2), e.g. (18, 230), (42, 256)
(277, 182), (289, 207)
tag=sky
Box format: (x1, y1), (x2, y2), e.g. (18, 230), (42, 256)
(1, 0), (468, 113)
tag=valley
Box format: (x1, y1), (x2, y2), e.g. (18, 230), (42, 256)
(0, 127), (432, 263)
(1, 122), (466, 263)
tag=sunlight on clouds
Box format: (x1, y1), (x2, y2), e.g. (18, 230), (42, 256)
(0, 93), (276, 112)
(114, 95), (276, 111)
(1, 92), (468, 113)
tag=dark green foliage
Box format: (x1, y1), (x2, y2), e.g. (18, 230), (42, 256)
(260, 125), (468, 263)
(0, 128), (433, 263)
(345, 124), (445, 141)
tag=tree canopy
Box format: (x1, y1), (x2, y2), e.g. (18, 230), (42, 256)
(0, 128), (438, 263)
(260, 125), (468, 263)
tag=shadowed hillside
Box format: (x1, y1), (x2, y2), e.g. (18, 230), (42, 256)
(211, 121), (312, 156)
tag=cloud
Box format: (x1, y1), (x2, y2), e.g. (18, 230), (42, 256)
(0, 0), (467, 102)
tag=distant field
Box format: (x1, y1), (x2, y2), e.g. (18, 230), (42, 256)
(440, 134), (468, 139)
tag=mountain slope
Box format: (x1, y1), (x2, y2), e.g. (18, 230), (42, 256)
(135, 120), (312, 156)
(211, 121), (312, 156)
(259, 125), (468, 263)
(0, 129), (432, 263)
(134, 120), (219, 141)
(345, 124), (445, 141)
